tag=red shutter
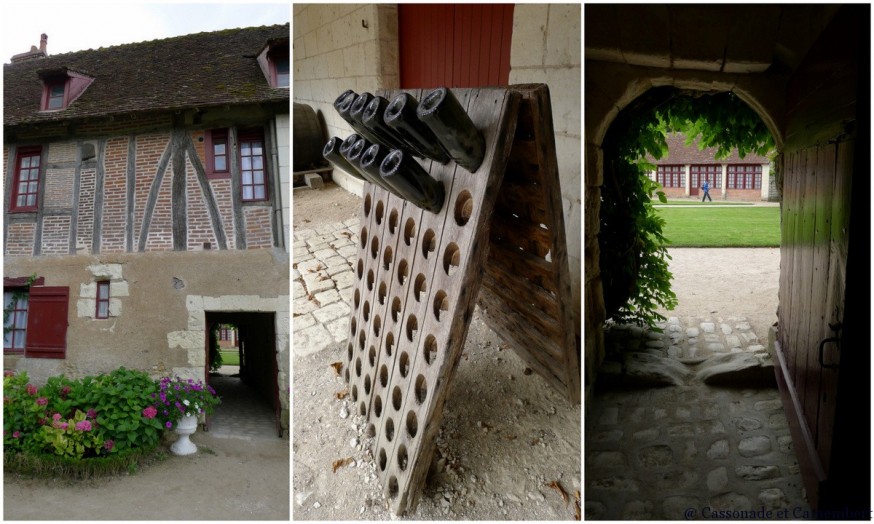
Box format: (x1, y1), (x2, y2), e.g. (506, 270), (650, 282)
(25, 286), (69, 359)
(399, 4), (514, 88)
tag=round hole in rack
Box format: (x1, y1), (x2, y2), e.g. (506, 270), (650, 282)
(406, 314), (418, 342)
(399, 351), (410, 378)
(433, 290), (448, 321)
(371, 235), (380, 260)
(360, 227), (367, 248)
(364, 374), (372, 395)
(366, 423), (376, 438)
(360, 401), (367, 416)
(356, 259), (364, 279)
(397, 259), (409, 285)
(380, 364), (389, 387)
(367, 269), (375, 291)
(383, 246), (393, 271)
(375, 200), (385, 225)
(374, 395), (383, 417)
(347, 341), (354, 361)
(373, 315), (382, 336)
(385, 417), (395, 442)
(388, 476), (399, 500)
(403, 218), (416, 246)
(406, 411), (418, 438)
(355, 357), (362, 378)
(378, 281), (387, 305)
(379, 448), (387, 471)
(397, 444), (409, 471)
(414, 374), (427, 404)
(391, 297), (402, 323)
(424, 334), (438, 365)
(358, 329), (366, 350)
(422, 229), (437, 259)
(385, 331), (395, 357)
(368, 345), (377, 367)
(389, 209), (399, 234)
(354, 289), (361, 310)
(363, 301), (370, 322)
(414, 273), (427, 302)
(455, 190), (474, 226)
(392, 385), (402, 411)
(443, 243), (461, 276)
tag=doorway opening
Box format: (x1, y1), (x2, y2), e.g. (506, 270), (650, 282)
(205, 312), (281, 439)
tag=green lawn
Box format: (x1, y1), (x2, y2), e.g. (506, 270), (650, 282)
(656, 206), (780, 247)
(219, 350), (240, 366)
(658, 200), (753, 206)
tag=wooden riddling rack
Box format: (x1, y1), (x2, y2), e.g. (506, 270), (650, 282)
(342, 84), (579, 515)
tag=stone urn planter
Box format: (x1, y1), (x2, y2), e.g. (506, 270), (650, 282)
(170, 414), (199, 455)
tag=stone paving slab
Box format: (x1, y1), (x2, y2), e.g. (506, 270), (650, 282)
(293, 220), (358, 358)
(586, 319), (810, 520)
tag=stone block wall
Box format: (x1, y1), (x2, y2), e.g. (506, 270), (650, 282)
(293, 3), (400, 195)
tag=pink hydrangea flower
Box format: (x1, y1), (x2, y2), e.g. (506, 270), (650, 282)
(75, 420), (92, 432)
(12, 431), (21, 438)
(104, 439), (114, 451)
(59, 423), (69, 430)
(36, 397), (48, 406)
(86, 409), (97, 419)
(4, 370), (15, 377)
(52, 413), (62, 421)
(25, 384), (37, 396)
(142, 406), (158, 419)
(60, 386), (71, 397)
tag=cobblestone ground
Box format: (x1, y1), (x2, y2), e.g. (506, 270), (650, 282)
(292, 218), (361, 358)
(585, 317), (811, 520)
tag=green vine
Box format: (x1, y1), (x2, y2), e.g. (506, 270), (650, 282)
(600, 89), (775, 330)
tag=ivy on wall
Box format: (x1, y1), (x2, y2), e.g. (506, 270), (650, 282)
(600, 90), (775, 329)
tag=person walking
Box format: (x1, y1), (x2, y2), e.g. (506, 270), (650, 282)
(701, 179), (713, 202)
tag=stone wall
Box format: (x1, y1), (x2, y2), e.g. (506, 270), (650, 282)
(293, 3), (400, 195)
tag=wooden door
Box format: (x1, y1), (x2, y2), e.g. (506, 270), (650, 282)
(398, 4), (514, 88)
(774, 139), (853, 509)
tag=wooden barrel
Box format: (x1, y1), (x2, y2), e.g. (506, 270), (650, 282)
(293, 102), (326, 171)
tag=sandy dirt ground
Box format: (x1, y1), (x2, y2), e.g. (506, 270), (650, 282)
(3, 431), (290, 520)
(292, 182), (582, 520)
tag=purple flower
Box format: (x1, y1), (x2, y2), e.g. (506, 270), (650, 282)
(12, 431), (21, 438)
(75, 420), (92, 431)
(87, 409), (97, 419)
(36, 397), (48, 406)
(142, 406), (158, 419)
(104, 439), (114, 451)
(165, 421), (173, 429)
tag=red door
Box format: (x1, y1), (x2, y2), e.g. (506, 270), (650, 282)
(398, 4), (514, 88)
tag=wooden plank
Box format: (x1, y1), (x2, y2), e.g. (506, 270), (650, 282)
(489, 213), (553, 258)
(481, 271), (563, 342)
(486, 241), (555, 291)
(817, 139), (853, 475)
(483, 261), (560, 320)
(493, 180), (550, 224)
(795, 148), (818, 444)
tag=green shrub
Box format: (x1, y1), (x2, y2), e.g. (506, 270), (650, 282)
(32, 410), (103, 459)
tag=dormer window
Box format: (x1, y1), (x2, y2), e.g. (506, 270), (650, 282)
(257, 38), (289, 88)
(37, 68), (94, 111)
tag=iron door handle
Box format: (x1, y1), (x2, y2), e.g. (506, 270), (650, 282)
(818, 336), (840, 369)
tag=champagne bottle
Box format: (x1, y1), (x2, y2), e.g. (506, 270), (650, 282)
(336, 92), (384, 146)
(323, 136), (364, 181)
(358, 143), (412, 201)
(362, 95), (411, 151)
(380, 149), (445, 214)
(416, 87), (485, 172)
(342, 137), (392, 191)
(384, 92), (451, 164)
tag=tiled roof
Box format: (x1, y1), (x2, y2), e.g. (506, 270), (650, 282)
(4, 24), (289, 127)
(653, 132), (771, 165)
